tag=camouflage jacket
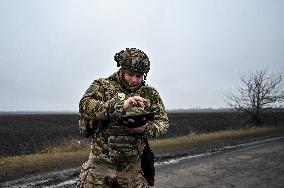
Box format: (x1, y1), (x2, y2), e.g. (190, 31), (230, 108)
(79, 70), (169, 165)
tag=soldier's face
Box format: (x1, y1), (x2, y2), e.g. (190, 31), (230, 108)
(124, 69), (143, 86)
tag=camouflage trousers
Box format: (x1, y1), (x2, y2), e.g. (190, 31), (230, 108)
(77, 159), (149, 188)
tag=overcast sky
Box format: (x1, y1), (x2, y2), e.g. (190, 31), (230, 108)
(0, 0), (283, 111)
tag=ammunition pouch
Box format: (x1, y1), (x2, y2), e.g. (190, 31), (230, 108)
(140, 138), (155, 186)
(107, 135), (141, 165)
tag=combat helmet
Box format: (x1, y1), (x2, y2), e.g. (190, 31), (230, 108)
(114, 48), (150, 79)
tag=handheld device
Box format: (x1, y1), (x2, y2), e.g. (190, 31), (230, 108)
(117, 112), (156, 128)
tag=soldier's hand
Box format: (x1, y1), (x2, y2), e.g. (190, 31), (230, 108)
(123, 96), (147, 111)
(124, 124), (146, 134)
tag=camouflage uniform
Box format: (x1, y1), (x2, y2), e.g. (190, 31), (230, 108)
(77, 48), (169, 188)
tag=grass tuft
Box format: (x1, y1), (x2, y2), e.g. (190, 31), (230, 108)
(149, 126), (284, 149)
(40, 138), (90, 154)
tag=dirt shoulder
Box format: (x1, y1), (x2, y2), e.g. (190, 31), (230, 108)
(153, 128), (284, 160)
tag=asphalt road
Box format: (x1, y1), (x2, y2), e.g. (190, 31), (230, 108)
(154, 138), (284, 188)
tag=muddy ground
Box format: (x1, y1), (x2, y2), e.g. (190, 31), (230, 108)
(0, 134), (284, 188)
(0, 111), (283, 186)
(1, 131), (284, 186)
(1, 111), (284, 157)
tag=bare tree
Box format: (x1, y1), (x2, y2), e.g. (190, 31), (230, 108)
(226, 69), (284, 124)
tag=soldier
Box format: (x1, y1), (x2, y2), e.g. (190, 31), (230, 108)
(77, 48), (169, 187)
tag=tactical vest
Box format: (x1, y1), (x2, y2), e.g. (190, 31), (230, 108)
(79, 77), (151, 165)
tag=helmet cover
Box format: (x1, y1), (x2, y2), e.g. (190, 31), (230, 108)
(114, 48), (150, 74)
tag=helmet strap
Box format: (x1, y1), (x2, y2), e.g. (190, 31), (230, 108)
(144, 73), (147, 80)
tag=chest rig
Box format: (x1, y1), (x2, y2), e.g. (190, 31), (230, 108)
(92, 79), (151, 164)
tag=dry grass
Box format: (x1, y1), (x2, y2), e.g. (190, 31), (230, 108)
(0, 138), (91, 182)
(0, 149), (89, 182)
(40, 138), (90, 153)
(149, 126), (284, 149)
